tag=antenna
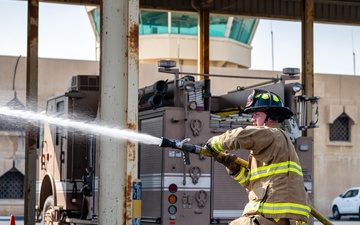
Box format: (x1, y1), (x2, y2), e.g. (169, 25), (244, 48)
(271, 21), (274, 71)
(352, 31), (356, 76)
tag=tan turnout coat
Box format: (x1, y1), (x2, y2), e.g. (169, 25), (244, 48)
(209, 124), (310, 222)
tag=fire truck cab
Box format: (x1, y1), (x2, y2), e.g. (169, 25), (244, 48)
(36, 75), (100, 224)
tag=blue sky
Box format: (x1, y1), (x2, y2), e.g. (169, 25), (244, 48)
(1, 0), (360, 75)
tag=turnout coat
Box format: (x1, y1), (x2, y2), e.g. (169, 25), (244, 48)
(208, 124), (310, 222)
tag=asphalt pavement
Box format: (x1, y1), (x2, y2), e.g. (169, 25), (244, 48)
(314, 216), (360, 225)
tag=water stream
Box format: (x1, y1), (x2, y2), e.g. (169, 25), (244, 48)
(0, 107), (162, 145)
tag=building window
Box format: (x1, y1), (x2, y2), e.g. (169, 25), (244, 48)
(138, 10), (257, 45)
(329, 113), (350, 142)
(210, 16), (228, 37)
(90, 7), (100, 37)
(56, 126), (63, 146)
(91, 8), (258, 45)
(0, 170), (24, 199)
(140, 11), (168, 35)
(229, 18), (256, 44)
(37, 123), (44, 149)
(171, 12), (198, 35)
(56, 101), (64, 113)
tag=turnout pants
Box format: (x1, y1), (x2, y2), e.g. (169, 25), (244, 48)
(229, 215), (307, 225)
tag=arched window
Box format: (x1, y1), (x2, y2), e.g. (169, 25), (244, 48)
(329, 113), (350, 142)
(0, 169), (24, 199)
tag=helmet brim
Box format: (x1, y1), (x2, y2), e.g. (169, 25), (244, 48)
(244, 106), (294, 119)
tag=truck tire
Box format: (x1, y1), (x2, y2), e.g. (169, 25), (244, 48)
(43, 195), (55, 225)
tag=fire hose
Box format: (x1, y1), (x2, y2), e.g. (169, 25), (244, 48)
(159, 137), (334, 225)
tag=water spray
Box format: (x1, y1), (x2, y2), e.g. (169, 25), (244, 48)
(0, 107), (162, 145)
(0, 106), (213, 160)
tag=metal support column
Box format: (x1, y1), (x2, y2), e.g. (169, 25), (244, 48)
(301, 0), (314, 224)
(25, 0), (39, 224)
(192, 0), (211, 110)
(198, 7), (210, 75)
(198, 8), (210, 110)
(301, 0), (314, 140)
(99, 0), (139, 224)
(301, 0), (315, 132)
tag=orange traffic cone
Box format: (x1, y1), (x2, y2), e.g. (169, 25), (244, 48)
(9, 214), (15, 225)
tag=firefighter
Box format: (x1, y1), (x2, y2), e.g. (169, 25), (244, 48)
(205, 89), (310, 225)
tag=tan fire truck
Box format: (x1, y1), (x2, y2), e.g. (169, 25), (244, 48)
(35, 61), (319, 225)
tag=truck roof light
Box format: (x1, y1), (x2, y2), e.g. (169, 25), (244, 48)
(283, 67), (300, 76)
(158, 60), (176, 68)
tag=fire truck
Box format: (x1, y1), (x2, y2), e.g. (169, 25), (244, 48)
(35, 61), (319, 225)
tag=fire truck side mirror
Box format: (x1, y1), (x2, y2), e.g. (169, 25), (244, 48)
(296, 95), (320, 130)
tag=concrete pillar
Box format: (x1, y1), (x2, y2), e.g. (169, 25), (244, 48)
(99, 0), (139, 224)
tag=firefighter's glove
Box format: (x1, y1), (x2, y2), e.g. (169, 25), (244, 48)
(201, 146), (215, 157)
(201, 141), (217, 157)
(216, 152), (240, 176)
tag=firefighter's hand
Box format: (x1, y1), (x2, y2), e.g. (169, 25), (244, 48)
(216, 152), (240, 176)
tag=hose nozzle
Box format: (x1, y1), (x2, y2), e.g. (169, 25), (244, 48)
(160, 137), (200, 153)
(159, 137), (203, 165)
(159, 137), (177, 148)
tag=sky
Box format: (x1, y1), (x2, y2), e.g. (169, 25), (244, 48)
(1, 0), (360, 75)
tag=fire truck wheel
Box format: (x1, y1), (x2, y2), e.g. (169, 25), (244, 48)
(43, 195), (55, 225)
